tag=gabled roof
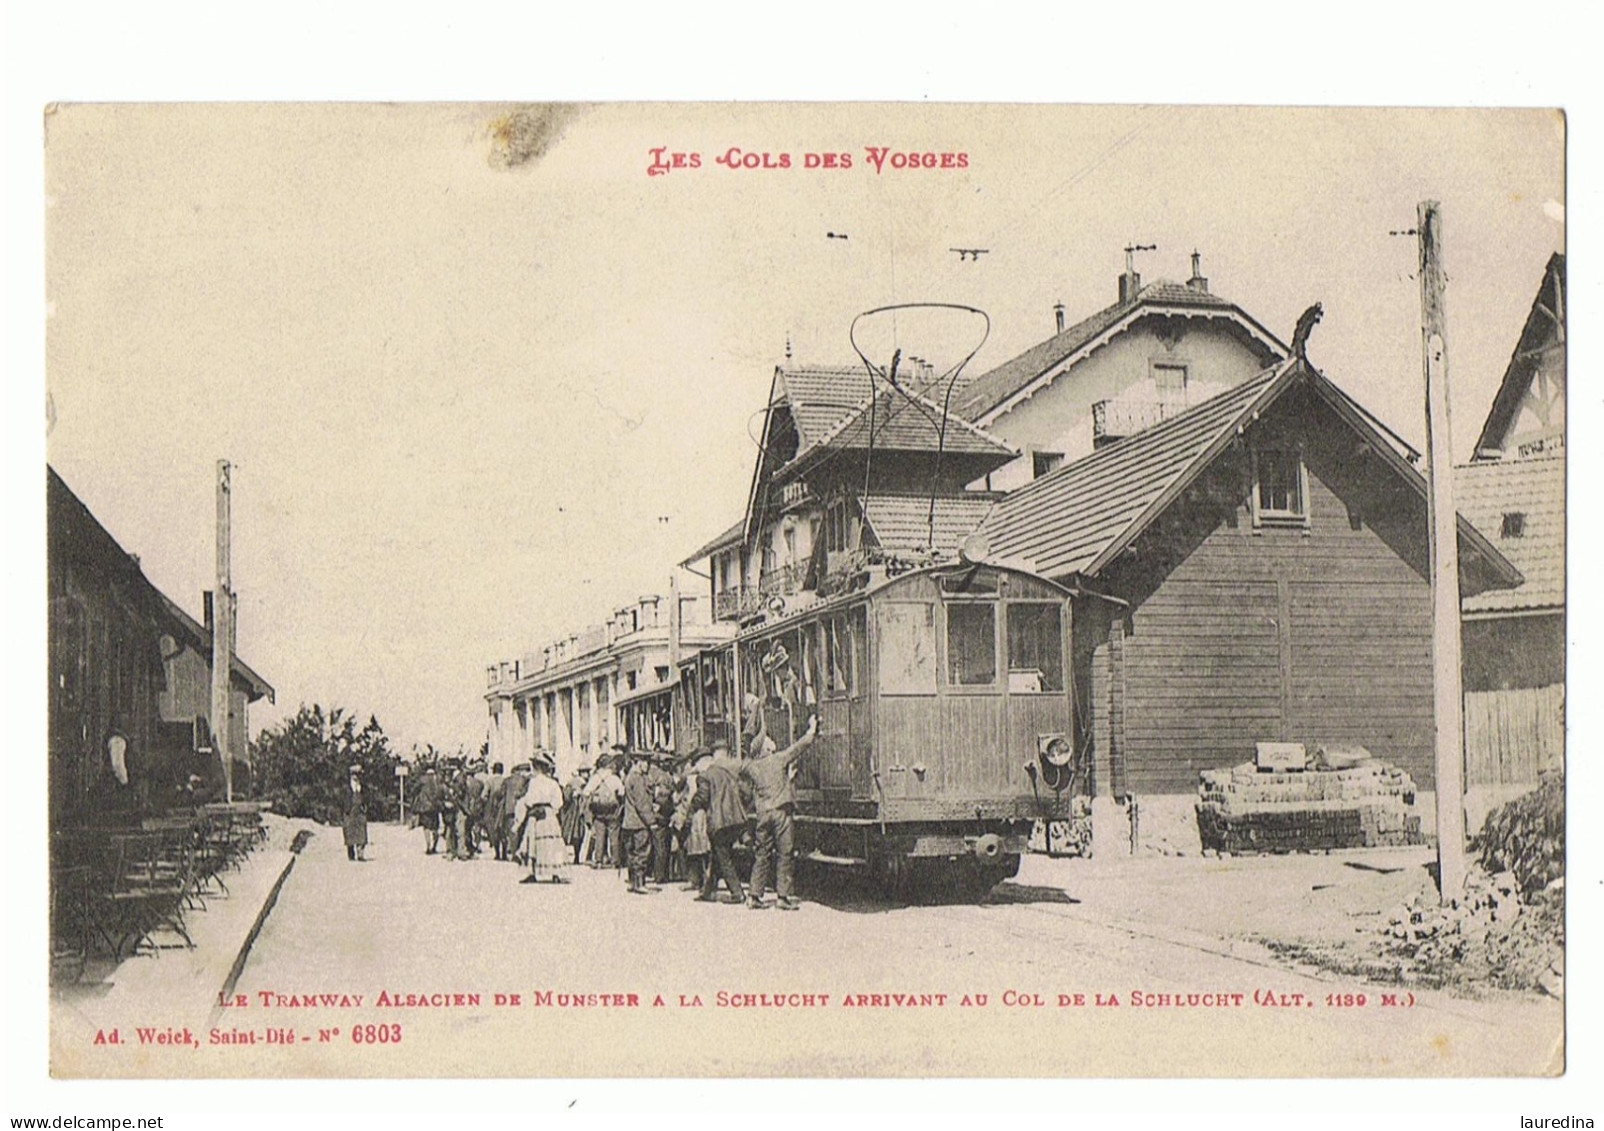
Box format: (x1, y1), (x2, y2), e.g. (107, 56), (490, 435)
(794, 383), (1017, 468)
(1454, 456), (1564, 615)
(775, 365), (878, 448)
(862, 493), (999, 554)
(1474, 252), (1566, 456)
(979, 359), (1522, 593)
(679, 518), (744, 568)
(158, 594), (277, 703)
(48, 465), (276, 701)
(954, 279), (1287, 423)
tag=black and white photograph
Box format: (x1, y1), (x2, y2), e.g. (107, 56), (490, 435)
(34, 99), (1569, 1084)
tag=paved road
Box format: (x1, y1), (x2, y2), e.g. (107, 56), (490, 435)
(156, 822), (1566, 1075)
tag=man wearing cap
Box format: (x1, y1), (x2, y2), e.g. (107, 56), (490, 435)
(440, 761), (464, 859)
(459, 761), (487, 859)
(692, 738), (748, 904)
(583, 750), (626, 869)
(741, 715), (817, 909)
(621, 751), (658, 894)
(502, 760), (533, 864)
(342, 763), (369, 862)
(483, 761), (509, 861)
(647, 750), (676, 885)
(677, 751), (713, 891)
(413, 760), (443, 855)
(561, 762), (591, 864)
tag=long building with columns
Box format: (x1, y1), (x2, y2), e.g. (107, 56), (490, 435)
(484, 590), (732, 778)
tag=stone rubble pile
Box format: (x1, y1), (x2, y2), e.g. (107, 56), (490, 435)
(1379, 869), (1564, 994)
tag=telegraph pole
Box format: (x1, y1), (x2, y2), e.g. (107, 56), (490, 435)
(212, 460), (235, 802)
(1418, 201), (1467, 902)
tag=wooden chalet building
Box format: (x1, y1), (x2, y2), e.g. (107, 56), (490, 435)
(978, 357), (1522, 850)
(1454, 252), (1566, 803)
(48, 466), (274, 827)
(683, 361), (1017, 622)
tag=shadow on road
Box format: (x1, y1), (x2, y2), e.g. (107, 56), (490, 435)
(981, 881), (1080, 907)
(796, 865), (1079, 915)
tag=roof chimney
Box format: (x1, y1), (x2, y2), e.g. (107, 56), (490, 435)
(1054, 302), (1066, 334)
(1188, 249), (1209, 293)
(1120, 243), (1154, 304)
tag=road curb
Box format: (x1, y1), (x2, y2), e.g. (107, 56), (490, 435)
(208, 847), (300, 1028)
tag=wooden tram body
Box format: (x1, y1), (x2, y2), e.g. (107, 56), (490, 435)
(674, 562), (1088, 894)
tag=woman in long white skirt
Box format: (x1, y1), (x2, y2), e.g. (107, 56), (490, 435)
(516, 755), (570, 884)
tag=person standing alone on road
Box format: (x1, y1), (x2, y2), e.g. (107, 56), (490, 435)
(343, 763), (369, 862)
(740, 715), (817, 910)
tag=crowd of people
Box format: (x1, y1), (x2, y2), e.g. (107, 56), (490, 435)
(400, 706), (818, 910)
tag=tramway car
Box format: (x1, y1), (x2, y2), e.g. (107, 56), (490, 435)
(675, 560), (1090, 898)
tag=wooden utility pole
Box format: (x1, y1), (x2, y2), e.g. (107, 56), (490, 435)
(1418, 201), (1467, 902)
(211, 460), (235, 803)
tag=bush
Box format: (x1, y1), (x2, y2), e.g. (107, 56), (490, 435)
(251, 704), (401, 825)
(1473, 773), (1564, 898)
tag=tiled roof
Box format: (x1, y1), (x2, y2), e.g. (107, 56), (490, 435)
(807, 384), (1017, 462)
(953, 279), (1283, 422)
(1455, 456), (1565, 614)
(980, 364), (1288, 577)
(979, 360), (1522, 593)
(776, 365), (877, 448)
(862, 493), (999, 554)
(679, 517), (744, 567)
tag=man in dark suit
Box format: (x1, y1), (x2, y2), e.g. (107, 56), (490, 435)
(692, 738), (749, 904)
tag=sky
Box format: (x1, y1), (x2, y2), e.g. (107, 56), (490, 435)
(43, 103), (1564, 754)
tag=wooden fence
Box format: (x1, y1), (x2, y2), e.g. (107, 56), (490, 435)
(1464, 684), (1564, 786)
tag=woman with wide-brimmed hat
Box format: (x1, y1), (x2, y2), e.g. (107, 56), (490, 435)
(343, 763), (369, 862)
(514, 752), (570, 884)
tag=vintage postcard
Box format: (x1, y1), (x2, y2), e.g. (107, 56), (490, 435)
(43, 102), (1565, 1078)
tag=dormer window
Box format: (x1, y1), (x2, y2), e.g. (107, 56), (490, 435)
(1251, 446), (1308, 527)
(1501, 512), (1526, 539)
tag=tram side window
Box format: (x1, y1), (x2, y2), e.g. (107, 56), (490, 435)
(946, 602), (998, 687)
(1006, 602), (1065, 693)
(822, 615), (853, 697)
(879, 603), (937, 695)
(849, 606), (867, 697)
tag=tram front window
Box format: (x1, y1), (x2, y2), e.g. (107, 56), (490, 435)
(1006, 602), (1065, 693)
(946, 602), (998, 687)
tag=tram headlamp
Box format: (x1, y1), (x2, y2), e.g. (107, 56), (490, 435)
(1037, 733), (1072, 768)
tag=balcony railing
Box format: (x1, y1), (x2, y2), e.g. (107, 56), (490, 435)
(713, 587), (761, 621)
(759, 563), (803, 598)
(1092, 397), (1188, 444)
